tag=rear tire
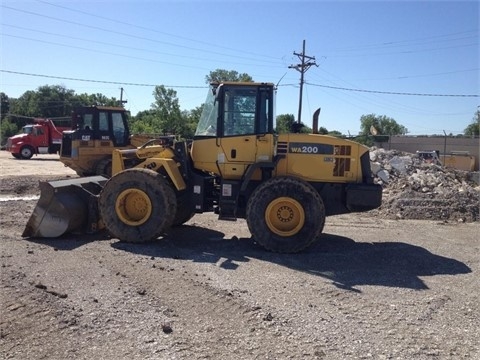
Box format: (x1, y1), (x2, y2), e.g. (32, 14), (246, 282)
(99, 168), (176, 243)
(246, 176), (325, 253)
(95, 158), (112, 177)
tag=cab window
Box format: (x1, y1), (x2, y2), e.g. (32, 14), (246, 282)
(112, 112), (127, 145)
(83, 114), (94, 130)
(99, 112), (109, 131)
(223, 87), (256, 136)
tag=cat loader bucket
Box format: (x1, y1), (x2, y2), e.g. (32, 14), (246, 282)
(22, 176), (108, 238)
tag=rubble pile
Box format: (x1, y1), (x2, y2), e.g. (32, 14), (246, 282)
(369, 148), (480, 222)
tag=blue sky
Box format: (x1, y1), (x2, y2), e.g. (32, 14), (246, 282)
(1, 0), (478, 135)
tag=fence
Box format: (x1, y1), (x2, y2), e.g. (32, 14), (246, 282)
(374, 135), (480, 171)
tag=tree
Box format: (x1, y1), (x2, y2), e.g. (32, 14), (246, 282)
(129, 109), (160, 134)
(318, 126), (329, 135)
(33, 85), (76, 118)
(7, 85), (119, 119)
(360, 114), (407, 136)
(181, 104), (204, 139)
(359, 114), (407, 145)
(275, 113), (311, 134)
(464, 109), (480, 136)
(328, 130), (343, 137)
(0, 120), (18, 146)
(206, 69), (253, 83)
(1, 92), (10, 120)
(276, 114), (295, 133)
(75, 93), (119, 107)
(151, 85), (187, 136)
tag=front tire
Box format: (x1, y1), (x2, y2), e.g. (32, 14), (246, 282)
(246, 176), (325, 253)
(20, 146), (34, 159)
(172, 189), (195, 226)
(99, 168), (176, 243)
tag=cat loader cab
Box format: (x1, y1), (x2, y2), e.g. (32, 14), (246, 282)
(60, 106), (156, 177)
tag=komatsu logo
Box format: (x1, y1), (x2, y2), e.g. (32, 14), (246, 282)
(288, 142), (334, 155)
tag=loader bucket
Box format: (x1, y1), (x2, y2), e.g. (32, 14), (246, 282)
(22, 176), (108, 238)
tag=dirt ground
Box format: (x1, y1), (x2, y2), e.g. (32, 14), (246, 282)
(0, 150), (479, 359)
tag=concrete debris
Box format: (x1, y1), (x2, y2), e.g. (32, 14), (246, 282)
(369, 148), (480, 222)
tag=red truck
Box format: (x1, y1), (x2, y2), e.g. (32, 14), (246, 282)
(6, 118), (71, 159)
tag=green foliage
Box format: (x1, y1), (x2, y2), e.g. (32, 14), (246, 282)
(129, 86), (200, 139)
(75, 93), (119, 107)
(276, 114), (295, 133)
(318, 126), (328, 135)
(299, 124), (312, 133)
(1, 92), (10, 120)
(181, 104), (204, 139)
(0, 119), (19, 146)
(359, 113), (407, 146)
(151, 85), (185, 136)
(327, 130), (343, 137)
(6, 84), (120, 120)
(360, 114), (407, 136)
(464, 109), (479, 136)
(275, 113), (312, 134)
(312, 125), (344, 137)
(206, 69), (253, 83)
(129, 110), (160, 134)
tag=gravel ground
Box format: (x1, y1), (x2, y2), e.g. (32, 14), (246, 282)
(0, 150), (479, 359)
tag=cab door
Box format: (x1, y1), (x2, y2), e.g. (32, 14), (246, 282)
(218, 85), (274, 179)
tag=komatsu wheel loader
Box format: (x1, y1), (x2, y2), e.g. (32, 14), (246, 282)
(23, 82), (382, 253)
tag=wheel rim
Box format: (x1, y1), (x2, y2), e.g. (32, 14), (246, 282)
(265, 197), (305, 237)
(115, 188), (153, 226)
(21, 148), (31, 158)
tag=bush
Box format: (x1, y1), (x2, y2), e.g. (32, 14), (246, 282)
(0, 119), (19, 146)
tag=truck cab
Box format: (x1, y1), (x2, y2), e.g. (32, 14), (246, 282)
(6, 118), (69, 159)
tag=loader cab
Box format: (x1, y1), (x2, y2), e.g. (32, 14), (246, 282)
(60, 106), (131, 176)
(192, 82), (276, 179)
(195, 82), (274, 137)
(61, 106), (130, 157)
(71, 106), (130, 147)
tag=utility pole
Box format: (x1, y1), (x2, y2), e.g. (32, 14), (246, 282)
(119, 87), (128, 107)
(289, 40), (317, 124)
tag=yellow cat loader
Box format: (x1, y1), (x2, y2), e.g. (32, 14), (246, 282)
(23, 82), (382, 253)
(60, 106), (158, 177)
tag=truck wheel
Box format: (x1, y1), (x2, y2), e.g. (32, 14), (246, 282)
(20, 146), (34, 159)
(99, 168), (176, 243)
(246, 176), (325, 253)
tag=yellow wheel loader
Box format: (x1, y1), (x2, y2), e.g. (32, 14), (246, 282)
(60, 106), (158, 177)
(24, 82), (382, 253)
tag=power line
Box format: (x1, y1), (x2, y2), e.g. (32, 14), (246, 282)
(2, 5), (282, 65)
(34, 0), (280, 61)
(2, 69), (477, 98)
(306, 81), (479, 97)
(324, 30), (478, 53)
(0, 70), (208, 89)
(2, 24), (282, 69)
(352, 68), (479, 81)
